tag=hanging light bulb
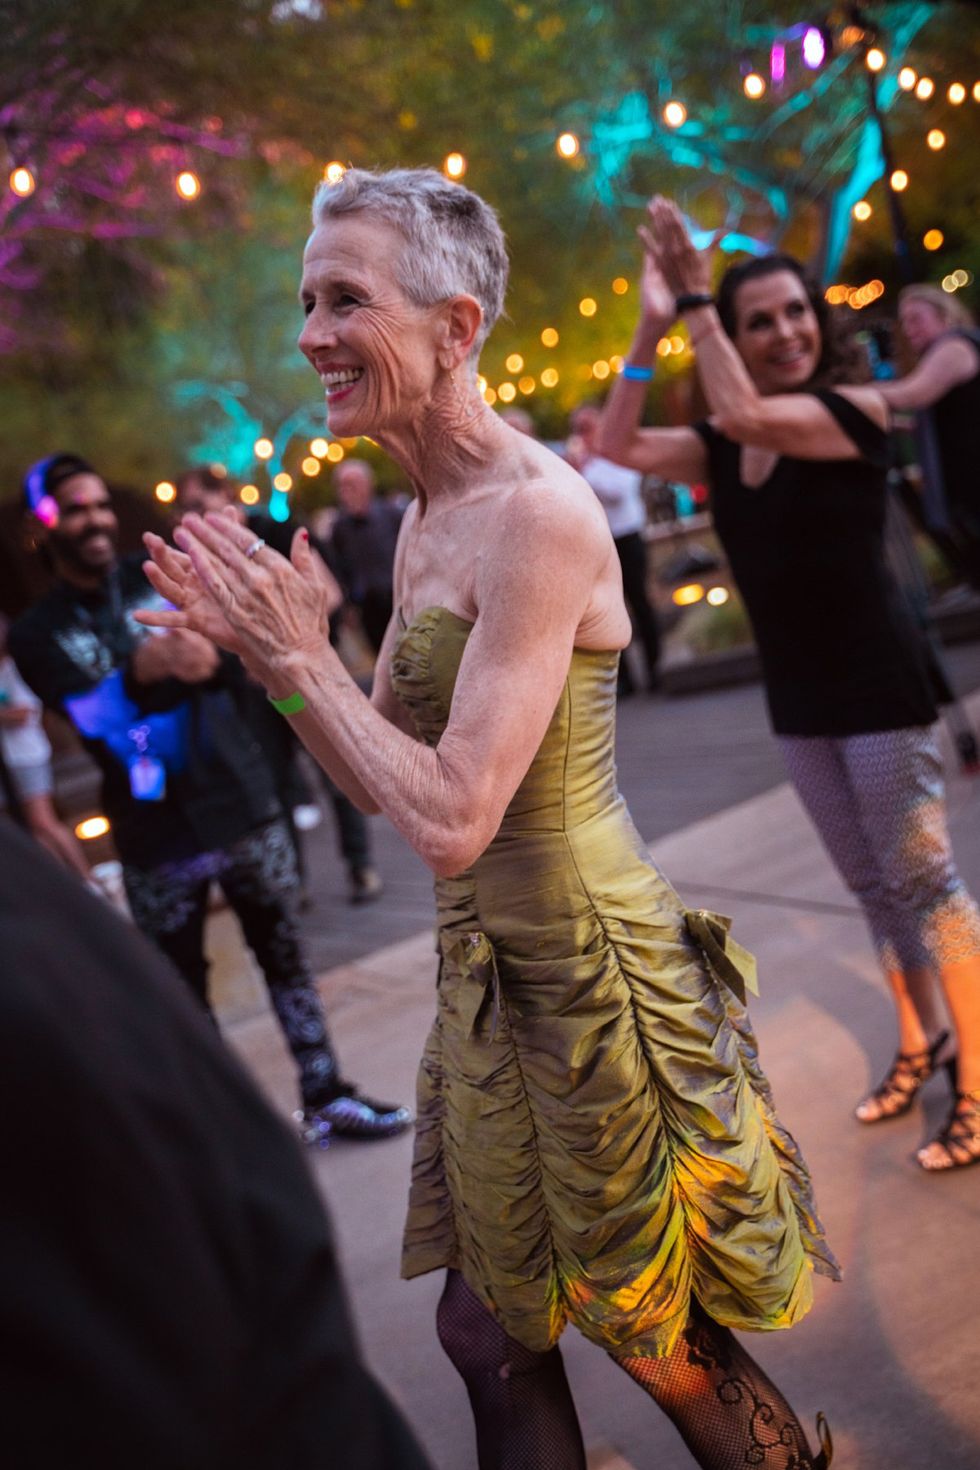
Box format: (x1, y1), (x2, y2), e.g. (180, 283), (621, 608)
(175, 171), (201, 200)
(663, 101), (687, 128)
(743, 72), (766, 99)
(323, 161), (346, 184)
(556, 132), (580, 158)
(890, 170), (909, 192)
(443, 152), (467, 179)
(898, 67), (917, 91)
(9, 166), (35, 197)
(915, 77), (935, 100)
(927, 129), (946, 150)
(852, 200), (873, 222)
(866, 48), (886, 73)
(254, 438), (274, 460)
(923, 229), (944, 251)
(948, 82), (967, 105)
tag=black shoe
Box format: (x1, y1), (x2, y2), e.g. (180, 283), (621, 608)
(348, 865), (384, 904)
(296, 1087), (413, 1146)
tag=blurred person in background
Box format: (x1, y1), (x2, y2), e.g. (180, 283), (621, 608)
(11, 454), (409, 1144)
(329, 458), (403, 654)
(567, 403), (661, 694)
(600, 197), (980, 1172)
(877, 285), (980, 589)
(174, 467), (385, 905)
(0, 611), (89, 877)
(0, 820), (431, 1470)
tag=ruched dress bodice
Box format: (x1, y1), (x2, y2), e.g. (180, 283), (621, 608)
(392, 606), (839, 1357)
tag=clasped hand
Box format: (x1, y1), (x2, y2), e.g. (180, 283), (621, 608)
(134, 510), (336, 685)
(637, 195), (712, 323)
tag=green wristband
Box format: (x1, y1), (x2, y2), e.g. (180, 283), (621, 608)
(268, 690), (306, 716)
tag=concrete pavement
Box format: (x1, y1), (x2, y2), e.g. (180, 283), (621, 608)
(212, 684), (980, 1470)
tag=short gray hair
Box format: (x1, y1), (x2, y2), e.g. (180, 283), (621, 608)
(311, 167), (508, 358)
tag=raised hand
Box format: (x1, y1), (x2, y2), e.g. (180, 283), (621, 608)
(635, 237), (677, 330)
(136, 531), (246, 657)
(638, 195), (712, 301)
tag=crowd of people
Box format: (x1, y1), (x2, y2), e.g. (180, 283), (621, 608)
(2, 163), (979, 1467)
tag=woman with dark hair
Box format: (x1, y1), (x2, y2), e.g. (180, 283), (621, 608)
(139, 168), (837, 1470)
(600, 196), (980, 1173)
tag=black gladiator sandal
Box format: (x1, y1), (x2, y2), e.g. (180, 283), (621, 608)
(917, 1089), (980, 1171)
(854, 1029), (956, 1124)
(812, 1411), (833, 1467)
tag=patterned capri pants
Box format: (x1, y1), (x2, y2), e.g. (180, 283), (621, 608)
(123, 819), (340, 1106)
(779, 725), (980, 974)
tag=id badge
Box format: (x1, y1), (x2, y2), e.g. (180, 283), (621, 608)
(129, 754), (167, 801)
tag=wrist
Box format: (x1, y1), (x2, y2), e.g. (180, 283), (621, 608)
(634, 318), (667, 356)
(675, 292), (714, 315)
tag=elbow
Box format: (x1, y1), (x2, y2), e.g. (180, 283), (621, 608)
(595, 424), (633, 466)
(421, 816), (496, 880)
(714, 407), (767, 446)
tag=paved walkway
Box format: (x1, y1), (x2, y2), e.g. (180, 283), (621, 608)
(211, 665), (980, 1470)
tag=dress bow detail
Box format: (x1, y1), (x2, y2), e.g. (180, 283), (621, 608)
(685, 909), (759, 1006)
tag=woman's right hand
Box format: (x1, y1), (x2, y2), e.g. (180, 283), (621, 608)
(637, 231), (677, 331)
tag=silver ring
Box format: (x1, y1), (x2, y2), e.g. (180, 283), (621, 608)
(244, 537), (266, 560)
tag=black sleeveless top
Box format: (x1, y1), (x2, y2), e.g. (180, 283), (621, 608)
(695, 390), (937, 737)
(931, 328), (980, 514)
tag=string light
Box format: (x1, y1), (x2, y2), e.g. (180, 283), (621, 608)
(75, 816), (110, 841)
(579, 297), (597, 317)
(302, 457), (321, 476)
(484, 387), (497, 405)
(9, 166), (35, 197)
(556, 132), (580, 158)
(802, 27), (826, 69)
(669, 335), (685, 354)
(707, 587), (730, 607)
(866, 48), (886, 73)
(498, 382), (517, 402)
(610, 355), (625, 373)
(663, 101), (687, 128)
(310, 437), (329, 457)
(541, 327), (559, 347)
(923, 228), (944, 251)
(890, 170), (909, 191)
(240, 484), (260, 505)
(154, 481), (176, 503)
(673, 583), (705, 606)
(592, 360), (610, 379)
(505, 353), (524, 373)
(898, 67), (917, 91)
(540, 368), (559, 388)
(325, 443), (344, 462)
(656, 338), (672, 357)
(915, 77), (935, 100)
(927, 129), (946, 150)
(254, 437), (273, 460)
(518, 375), (536, 394)
(273, 472), (292, 492)
(743, 73), (766, 99)
(612, 277), (629, 295)
(852, 200), (872, 221)
(175, 171), (201, 200)
(973, 82), (980, 103)
(948, 82), (967, 105)
(323, 162), (346, 184)
(443, 152), (466, 179)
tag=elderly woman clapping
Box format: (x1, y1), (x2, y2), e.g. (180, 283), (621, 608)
(140, 169), (835, 1469)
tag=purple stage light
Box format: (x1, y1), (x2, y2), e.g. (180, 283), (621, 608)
(802, 27), (826, 69)
(770, 42), (786, 85)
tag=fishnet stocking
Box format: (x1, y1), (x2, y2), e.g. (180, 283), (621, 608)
(435, 1270), (586, 1470)
(613, 1305), (821, 1469)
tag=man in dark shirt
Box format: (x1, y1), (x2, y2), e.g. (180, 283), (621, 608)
(10, 454), (410, 1144)
(0, 820), (431, 1470)
(329, 459), (404, 654)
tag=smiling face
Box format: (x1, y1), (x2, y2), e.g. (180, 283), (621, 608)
(48, 473), (118, 578)
(898, 296), (947, 357)
(298, 215), (445, 439)
(730, 270), (822, 394)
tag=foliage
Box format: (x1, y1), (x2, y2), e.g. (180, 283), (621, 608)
(1, 1), (978, 490)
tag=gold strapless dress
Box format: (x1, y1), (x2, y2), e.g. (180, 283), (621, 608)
(392, 607), (839, 1358)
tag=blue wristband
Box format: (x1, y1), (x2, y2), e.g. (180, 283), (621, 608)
(622, 363), (654, 382)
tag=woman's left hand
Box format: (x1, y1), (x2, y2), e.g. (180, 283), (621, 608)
(137, 514), (334, 682)
(638, 196), (712, 300)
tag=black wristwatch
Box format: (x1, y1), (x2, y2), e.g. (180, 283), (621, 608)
(675, 293), (714, 313)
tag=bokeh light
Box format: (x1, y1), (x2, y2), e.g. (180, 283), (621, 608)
(310, 437), (329, 458)
(541, 327), (559, 347)
(323, 162), (346, 184)
(923, 228), (944, 251)
(743, 73), (766, 99)
(175, 171), (201, 200)
(75, 816), (111, 841)
(9, 166), (35, 197)
(326, 443), (345, 462)
(556, 132), (580, 159)
(672, 583), (705, 606)
(898, 67), (917, 91)
(866, 48), (886, 73)
(540, 367), (559, 388)
(890, 170), (909, 192)
(612, 277), (629, 295)
(254, 437), (274, 460)
(240, 485), (260, 505)
(927, 129), (946, 150)
(444, 152), (466, 179)
(707, 587), (730, 607)
(663, 101), (687, 128)
(154, 481), (176, 503)
(497, 382), (517, 403)
(302, 457), (321, 477)
(579, 297), (597, 317)
(915, 77), (935, 101)
(852, 200), (872, 222)
(948, 82), (967, 105)
(505, 353), (524, 373)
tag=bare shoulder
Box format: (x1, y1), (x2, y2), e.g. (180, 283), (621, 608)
(497, 440), (611, 557)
